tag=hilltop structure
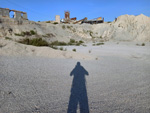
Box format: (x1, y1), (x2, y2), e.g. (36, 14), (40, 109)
(0, 8), (27, 20)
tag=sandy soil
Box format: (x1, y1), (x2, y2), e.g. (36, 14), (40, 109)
(0, 43), (150, 113)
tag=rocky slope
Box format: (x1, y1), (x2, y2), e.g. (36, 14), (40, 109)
(0, 14), (150, 42)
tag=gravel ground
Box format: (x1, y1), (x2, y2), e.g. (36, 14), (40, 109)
(0, 44), (150, 113)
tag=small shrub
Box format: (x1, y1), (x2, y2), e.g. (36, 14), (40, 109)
(72, 48), (76, 52)
(15, 30), (36, 37)
(99, 36), (102, 39)
(70, 39), (75, 43)
(59, 47), (63, 51)
(50, 41), (67, 46)
(79, 40), (84, 44)
(15, 33), (23, 36)
(136, 43), (145, 46)
(62, 25), (66, 29)
(53, 22), (58, 24)
(67, 26), (71, 29)
(46, 33), (55, 37)
(96, 42), (104, 46)
(18, 38), (49, 46)
(43, 33), (55, 38)
(5, 37), (12, 40)
(87, 30), (93, 37)
(76, 43), (80, 46)
(30, 30), (36, 35)
(51, 46), (58, 50)
(142, 43), (145, 46)
(89, 50), (91, 53)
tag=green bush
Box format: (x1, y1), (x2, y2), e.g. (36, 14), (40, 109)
(72, 48), (76, 52)
(96, 42), (104, 45)
(142, 43), (145, 46)
(15, 30), (36, 36)
(18, 38), (49, 46)
(99, 36), (102, 39)
(79, 40), (84, 44)
(70, 39), (75, 43)
(15, 33), (23, 36)
(5, 37), (12, 40)
(50, 41), (67, 46)
(93, 42), (104, 46)
(53, 22), (58, 24)
(30, 30), (36, 35)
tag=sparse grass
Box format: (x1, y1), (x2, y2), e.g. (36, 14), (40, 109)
(136, 43), (145, 46)
(15, 30), (37, 37)
(18, 38), (49, 46)
(82, 44), (87, 47)
(46, 21), (51, 23)
(93, 42), (104, 46)
(89, 31), (93, 37)
(72, 48), (76, 52)
(42, 33), (55, 38)
(50, 41), (67, 46)
(49, 39), (84, 47)
(5, 37), (12, 40)
(68, 39), (84, 46)
(96, 42), (104, 45)
(17, 37), (85, 51)
(70, 39), (75, 43)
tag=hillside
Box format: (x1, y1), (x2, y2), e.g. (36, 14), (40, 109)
(0, 14), (150, 42)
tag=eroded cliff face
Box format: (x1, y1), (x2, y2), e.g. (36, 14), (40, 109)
(0, 14), (150, 42)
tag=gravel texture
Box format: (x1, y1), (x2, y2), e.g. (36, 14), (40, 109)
(0, 47), (150, 113)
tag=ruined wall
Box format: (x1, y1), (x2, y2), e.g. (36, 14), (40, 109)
(0, 8), (28, 20)
(0, 8), (9, 17)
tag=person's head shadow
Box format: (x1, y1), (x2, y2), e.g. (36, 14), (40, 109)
(67, 62), (90, 113)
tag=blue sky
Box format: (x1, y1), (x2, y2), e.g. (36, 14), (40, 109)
(1, 0), (150, 22)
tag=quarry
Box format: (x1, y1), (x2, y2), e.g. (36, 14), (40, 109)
(0, 7), (150, 113)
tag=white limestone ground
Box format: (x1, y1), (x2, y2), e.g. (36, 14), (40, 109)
(0, 43), (150, 113)
(0, 39), (94, 60)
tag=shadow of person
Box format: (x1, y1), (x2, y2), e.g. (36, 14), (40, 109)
(67, 62), (89, 113)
